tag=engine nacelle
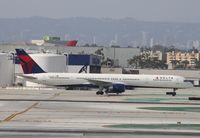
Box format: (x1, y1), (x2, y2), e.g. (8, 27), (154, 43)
(108, 83), (125, 93)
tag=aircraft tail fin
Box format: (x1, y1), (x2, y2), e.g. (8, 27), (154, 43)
(15, 49), (46, 74)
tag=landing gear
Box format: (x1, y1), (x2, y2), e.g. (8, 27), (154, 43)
(96, 86), (123, 96)
(172, 91), (176, 96)
(166, 88), (177, 96)
(172, 88), (177, 96)
(96, 91), (104, 95)
(96, 86), (104, 95)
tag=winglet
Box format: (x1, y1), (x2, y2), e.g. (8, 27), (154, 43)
(15, 49), (46, 74)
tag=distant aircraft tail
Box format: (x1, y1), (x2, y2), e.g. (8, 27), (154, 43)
(15, 49), (46, 74)
(66, 40), (78, 47)
(78, 65), (88, 73)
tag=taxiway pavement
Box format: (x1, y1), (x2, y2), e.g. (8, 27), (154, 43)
(0, 87), (200, 137)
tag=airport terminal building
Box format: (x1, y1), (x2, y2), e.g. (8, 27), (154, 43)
(0, 44), (140, 67)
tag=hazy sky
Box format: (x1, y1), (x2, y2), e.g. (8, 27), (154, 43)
(0, 0), (200, 22)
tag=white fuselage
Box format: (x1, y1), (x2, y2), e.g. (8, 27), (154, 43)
(22, 73), (193, 89)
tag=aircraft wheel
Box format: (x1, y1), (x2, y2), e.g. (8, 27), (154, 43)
(96, 91), (100, 95)
(166, 92), (176, 96)
(96, 91), (104, 95)
(172, 92), (176, 96)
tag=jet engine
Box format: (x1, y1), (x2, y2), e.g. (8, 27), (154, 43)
(106, 83), (125, 94)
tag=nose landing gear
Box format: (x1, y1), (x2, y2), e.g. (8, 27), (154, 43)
(96, 91), (104, 95)
(166, 88), (177, 96)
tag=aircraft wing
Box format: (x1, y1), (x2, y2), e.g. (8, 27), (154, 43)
(86, 79), (113, 87)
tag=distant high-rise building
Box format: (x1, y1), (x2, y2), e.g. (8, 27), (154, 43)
(114, 34), (118, 45)
(193, 40), (200, 49)
(150, 38), (154, 48)
(93, 36), (96, 45)
(109, 34), (118, 46)
(141, 31), (147, 47)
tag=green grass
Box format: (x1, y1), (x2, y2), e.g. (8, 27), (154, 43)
(106, 124), (200, 130)
(125, 98), (187, 102)
(139, 107), (200, 112)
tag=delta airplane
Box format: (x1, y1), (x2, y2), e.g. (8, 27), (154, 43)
(16, 49), (193, 96)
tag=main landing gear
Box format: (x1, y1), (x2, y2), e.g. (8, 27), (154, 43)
(166, 88), (177, 96)
(96, 91), (104, 95)
(96, 86), (104, 95)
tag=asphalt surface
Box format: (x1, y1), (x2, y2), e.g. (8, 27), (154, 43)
(0, 87), (200, 137)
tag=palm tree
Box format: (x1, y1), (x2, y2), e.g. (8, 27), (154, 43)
(170, 60), (179, 69)
(128, 54), (144, 68)
(95, 48), (105, 64)
(181, 60), (189, 69)
(194, 59), (200, 69)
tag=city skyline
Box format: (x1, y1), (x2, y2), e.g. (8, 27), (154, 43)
(0, 17), (200, 49)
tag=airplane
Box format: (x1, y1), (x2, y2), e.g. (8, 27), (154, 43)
(16, 49), (193, 96)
